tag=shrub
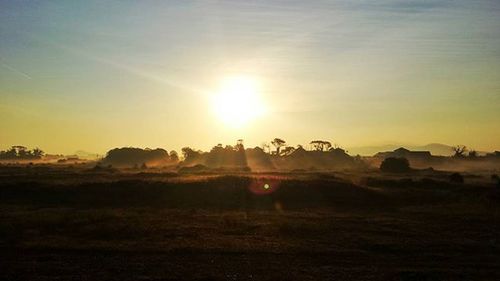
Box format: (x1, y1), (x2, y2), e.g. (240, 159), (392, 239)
(449, 172), (464, 184)
(492, 174), (499, 187)
(178, 164), (209, 174)
(380, 157), (411, 173)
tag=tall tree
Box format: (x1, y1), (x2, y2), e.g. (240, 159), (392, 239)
(32, 148), (44, 159)
(181, 147), (200, 162)
(271, 138), (286, 155)
(310, 140), (331, 151)
(452, 145), (467, 157)
(235, 139), (245, 151)
(4, 147), (18, 159)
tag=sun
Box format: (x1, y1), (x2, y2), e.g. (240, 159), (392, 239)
(212, 75), (266, 128)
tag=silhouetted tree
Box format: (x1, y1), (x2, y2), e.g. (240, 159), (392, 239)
(4, 147), (17, 158)
(32, 148), (44, 159)
(1, 147), (15, 159)
(205, 140), (248, 168)
(170, 150), (179, 162)
(452, 145), (467, 158)
(261, 143), (271, 154)
(245, 146), (274, 170)
(310, 140), (322, 151)
(0, 146), (44, 160)
(324, 141), (332, 151)
(235, 139), (247, 167)
(181, 147), (201, 162)
(310, 140), (332, 151)
(380, 157), (411, 173)
(271, 138), (286, 155)
(235, 139), (244, 151)
(468, 150), (478, 158)
(280, 146), (296, 156)
(12, 146), (27, 157)
(103, 147), (169, 167)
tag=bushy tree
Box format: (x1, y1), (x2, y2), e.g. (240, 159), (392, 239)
(310, 140), (332, 151)
(0, 146), (44, 160)
(468, 150), (478, 158)
(103, 147), (169, 167)
(32, 148), (44, 158)
(271, 138), (286, 155)
(205, 140), (248, 167)
(181, 147), (200, 162)
(169, 150), (179, 162)
(380, 157), (411, 173)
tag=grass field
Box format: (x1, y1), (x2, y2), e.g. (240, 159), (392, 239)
(1, 166), (499, 280)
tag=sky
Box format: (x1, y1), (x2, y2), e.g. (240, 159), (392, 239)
(1, 0), (499, 155)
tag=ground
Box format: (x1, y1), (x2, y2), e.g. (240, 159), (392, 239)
(0, 165), (499, 280)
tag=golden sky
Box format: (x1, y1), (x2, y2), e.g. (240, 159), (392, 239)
(1, 1), (499, 154)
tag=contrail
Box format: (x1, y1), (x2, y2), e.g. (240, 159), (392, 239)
(13, 29), (207, 96)
(0, 58), (32, 80)
(38, 39), (206, 96)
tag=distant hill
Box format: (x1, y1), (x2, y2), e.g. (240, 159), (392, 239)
(74, 150), (101, 160)
(347, 145), (403, 156)
(347, 143), (455, 156)
(411, 143), (454, 156)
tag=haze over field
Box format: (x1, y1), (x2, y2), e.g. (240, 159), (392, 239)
(1, 0), (499, 154)
(2, 2), (500, 280)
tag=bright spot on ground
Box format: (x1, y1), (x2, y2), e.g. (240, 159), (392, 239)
(264, 183), (270, 189)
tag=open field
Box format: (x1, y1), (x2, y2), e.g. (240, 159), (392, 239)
(1, 166), (500, 280)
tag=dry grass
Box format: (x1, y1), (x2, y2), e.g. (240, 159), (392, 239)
(1, 165), (499, 280)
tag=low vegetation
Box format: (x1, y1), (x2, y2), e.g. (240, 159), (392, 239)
(1, 164), (499, 280)
(380, 157), (411, 173)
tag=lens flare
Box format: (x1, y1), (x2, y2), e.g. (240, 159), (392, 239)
(248, 178), (281, 195)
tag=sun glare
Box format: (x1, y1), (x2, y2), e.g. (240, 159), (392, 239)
(212, 75), (266, 128)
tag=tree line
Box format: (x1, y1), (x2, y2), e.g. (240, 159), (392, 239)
(98, 138), (355, 170)
(0, 146), (44, 160)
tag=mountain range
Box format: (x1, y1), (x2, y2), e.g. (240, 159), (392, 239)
(347, 143), (457, 156)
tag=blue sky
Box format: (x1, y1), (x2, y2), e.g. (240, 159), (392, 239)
(1, 0), (499, 154)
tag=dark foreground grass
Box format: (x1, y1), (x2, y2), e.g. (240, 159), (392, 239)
(1, 169), (499, 280)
